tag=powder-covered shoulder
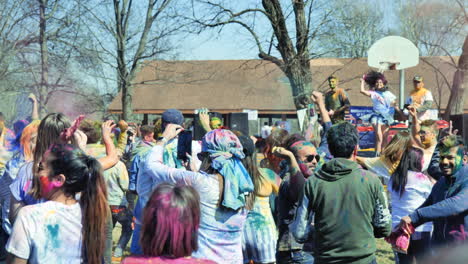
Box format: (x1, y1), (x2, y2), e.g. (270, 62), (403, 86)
(357, 167), (383, 185)
(17, 202), (54, 218)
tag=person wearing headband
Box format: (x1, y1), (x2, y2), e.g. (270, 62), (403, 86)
(275, 135), (317, 264)
(134, 126), (254, 264)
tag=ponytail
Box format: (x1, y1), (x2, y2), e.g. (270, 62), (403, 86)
(80, 157), (108, 264)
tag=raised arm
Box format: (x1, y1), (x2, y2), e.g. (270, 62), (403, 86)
(28, 93), (39, 121)
(273, 147), (305, 202)
(360, 75), (371, 97)
(198, 108), (212, 133)
(146, 124), (201, 185)
(98, 120), (119, 170)
(311, 91), (331, 124)
(409, 106), (424, 148)
(116, 120), (129, 158)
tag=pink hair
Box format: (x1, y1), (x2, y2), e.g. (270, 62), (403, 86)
(140, 183), (200, 257)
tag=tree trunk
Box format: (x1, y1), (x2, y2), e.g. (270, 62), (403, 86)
(121, 81), (133, 121)
(38, 0), (48, 116)
(444, 35), (468, 119)
(285, 61), (313, 109)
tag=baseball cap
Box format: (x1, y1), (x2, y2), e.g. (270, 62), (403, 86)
(162, 109), (184, 125)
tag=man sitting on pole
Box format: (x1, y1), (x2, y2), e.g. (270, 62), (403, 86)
(404, 76), (437, 121)
(324, 75), (351, 124)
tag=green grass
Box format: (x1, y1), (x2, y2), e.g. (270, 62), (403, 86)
(376, 238), (395, 264)
(112, 225), (395, 263)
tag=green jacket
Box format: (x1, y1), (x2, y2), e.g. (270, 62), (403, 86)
(292, 158), (391, 264)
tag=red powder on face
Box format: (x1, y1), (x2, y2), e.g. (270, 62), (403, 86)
(40, 176), (55, 198)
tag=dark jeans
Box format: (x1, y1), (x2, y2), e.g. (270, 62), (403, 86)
(126, 191), (137, 213)
(0, 226), (8, 261)
(111, 206), (133, 250)
(395, 232), (431, 264)
(276, 250), (314, 264)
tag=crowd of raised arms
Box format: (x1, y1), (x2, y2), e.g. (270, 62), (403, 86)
(0, 71), (466, 264)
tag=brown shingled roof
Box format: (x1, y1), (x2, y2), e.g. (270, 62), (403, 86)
(108, 57), (465, 114)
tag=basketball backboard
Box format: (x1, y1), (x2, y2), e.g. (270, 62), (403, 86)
(368, 36), (419, 71)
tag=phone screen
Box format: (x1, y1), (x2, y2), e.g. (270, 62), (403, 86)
(177, 130), (193, 162)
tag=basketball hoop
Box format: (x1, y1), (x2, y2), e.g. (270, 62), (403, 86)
(368, 36), (420, 110)
(378, 61), (400, 72)
(368, 36), (419, 71)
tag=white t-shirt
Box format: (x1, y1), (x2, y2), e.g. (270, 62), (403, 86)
(261, 125), (272, 139)
(405, 90), (437, 120)
(6, 201), (83, 264)
(389, 171), (434, 233)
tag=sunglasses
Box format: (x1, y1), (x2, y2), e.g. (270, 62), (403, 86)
(304, 154), (320, 163)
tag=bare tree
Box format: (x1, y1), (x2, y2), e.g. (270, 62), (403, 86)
(85, 0), (180, 120)
(398, 0), (467, 117)
(0, 0), (110, 119)
(192, 0), (334, 109)
(317, 0), (386, 58)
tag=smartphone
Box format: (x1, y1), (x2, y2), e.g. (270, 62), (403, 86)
(177, 130), (193, 162)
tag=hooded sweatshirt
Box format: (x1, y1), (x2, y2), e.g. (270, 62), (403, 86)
(292, 158), (392, 264)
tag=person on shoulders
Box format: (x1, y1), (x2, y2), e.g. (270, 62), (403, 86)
(404, 76), (436, 121)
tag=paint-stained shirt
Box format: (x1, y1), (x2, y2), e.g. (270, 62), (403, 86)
(9, 162), (41, 206)
(142, 145), (248, 264)
(86, 144), (129, 206)
(324, 88), (351, 123)
(405, 88), (437, 121)
(389, 171), (434, 233)
(122, 256), (217, 264)
(6, 201), (82, 264)
(0, 152), (27, 234)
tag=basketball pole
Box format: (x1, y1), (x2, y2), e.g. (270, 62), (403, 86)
(399, 69), (405, 109)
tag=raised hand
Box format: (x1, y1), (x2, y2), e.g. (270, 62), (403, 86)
(102, 120), (116, 141)
(161, 123), (183, 141)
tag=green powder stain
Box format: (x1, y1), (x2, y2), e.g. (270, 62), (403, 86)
(46, 224), (60, 248)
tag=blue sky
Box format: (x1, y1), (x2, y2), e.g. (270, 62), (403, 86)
(177, 0), (400, 60)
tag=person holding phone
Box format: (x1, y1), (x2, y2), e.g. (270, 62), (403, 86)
(130, 109), (188, 255)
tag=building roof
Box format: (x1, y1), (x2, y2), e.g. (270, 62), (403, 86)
(108, 57), (465, 114)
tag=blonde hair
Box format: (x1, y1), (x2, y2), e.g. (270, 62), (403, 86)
(20, 120), (40, 161)
(381, 131), (412, 171)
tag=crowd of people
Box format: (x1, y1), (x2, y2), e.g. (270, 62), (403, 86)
(0, 71), (465, 264)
